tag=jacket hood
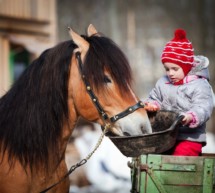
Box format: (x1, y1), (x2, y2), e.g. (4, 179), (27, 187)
(189, 55), (210, 80)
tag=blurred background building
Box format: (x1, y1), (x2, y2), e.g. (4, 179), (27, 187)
(0, 0), (215, 192)
(0, 0), (57, 96)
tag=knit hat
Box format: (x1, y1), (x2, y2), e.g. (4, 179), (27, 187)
(161, 29), (194, 76)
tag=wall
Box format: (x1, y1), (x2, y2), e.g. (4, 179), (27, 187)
(0, 0), (57, 95)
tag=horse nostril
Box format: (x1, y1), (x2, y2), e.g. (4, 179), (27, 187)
(123, 132), (131, 136)
(141, 125), (147, 134)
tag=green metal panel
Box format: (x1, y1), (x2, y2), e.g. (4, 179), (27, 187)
(160, 171), (202, 185)
(146, 155), (165, 193)
(160, 163), (196, 171)
(140, 155), (146, 193)
(131, 154), (215, 193)
(203, 159), (214, 193)
(164, 186), (202, 193)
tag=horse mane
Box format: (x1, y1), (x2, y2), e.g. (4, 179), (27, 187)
(0, 34), (133, 170)
(0, 40), (76, 170)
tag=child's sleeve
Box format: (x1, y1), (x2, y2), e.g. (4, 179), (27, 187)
(144, 79), (163, 109)
(186, 80), (214, 128)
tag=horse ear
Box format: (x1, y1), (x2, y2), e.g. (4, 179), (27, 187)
(87, 24), (98, 37)
(68, 27), (89, 59)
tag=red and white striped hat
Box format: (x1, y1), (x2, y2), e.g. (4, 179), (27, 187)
(161, 29), (194, 76)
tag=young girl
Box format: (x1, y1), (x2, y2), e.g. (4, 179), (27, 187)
(145, 29), (214, 156)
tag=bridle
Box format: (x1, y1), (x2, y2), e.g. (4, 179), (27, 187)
(75, 51), (145, 129)
(40, 51), (145, 193)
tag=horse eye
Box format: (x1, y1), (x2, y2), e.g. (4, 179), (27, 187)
(104, 76), (111, 83)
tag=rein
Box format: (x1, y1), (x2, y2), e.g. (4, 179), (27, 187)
(40, 51), (145, 193)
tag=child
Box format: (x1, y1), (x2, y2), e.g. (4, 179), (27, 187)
(145, 29), (214, 156)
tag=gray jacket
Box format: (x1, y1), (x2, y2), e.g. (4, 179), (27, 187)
(146, 56), (214, 144)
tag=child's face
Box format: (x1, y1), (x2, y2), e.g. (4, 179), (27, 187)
(163, 62), (185, 83)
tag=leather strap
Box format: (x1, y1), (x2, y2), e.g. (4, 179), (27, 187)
(76, 52), (109, 121)
(110, 101), (144, 122)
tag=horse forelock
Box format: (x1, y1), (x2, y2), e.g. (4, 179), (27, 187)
(83, 35), (133, 93)
(0, 40), (76, 170)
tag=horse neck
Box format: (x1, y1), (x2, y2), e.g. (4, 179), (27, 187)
(59, 94), (79, 151)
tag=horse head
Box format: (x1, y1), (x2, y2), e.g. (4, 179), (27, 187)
(68, 24), (152, 136)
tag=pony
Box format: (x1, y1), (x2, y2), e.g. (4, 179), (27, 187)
(0, 24), (152, 193)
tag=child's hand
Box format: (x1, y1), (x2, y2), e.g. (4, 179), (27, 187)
(182, 113), (193, 126)
(144, 102), (160, 112)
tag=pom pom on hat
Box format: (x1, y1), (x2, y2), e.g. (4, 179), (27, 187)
(173, 29), (186, 40)
(161, 29), (194, 76)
